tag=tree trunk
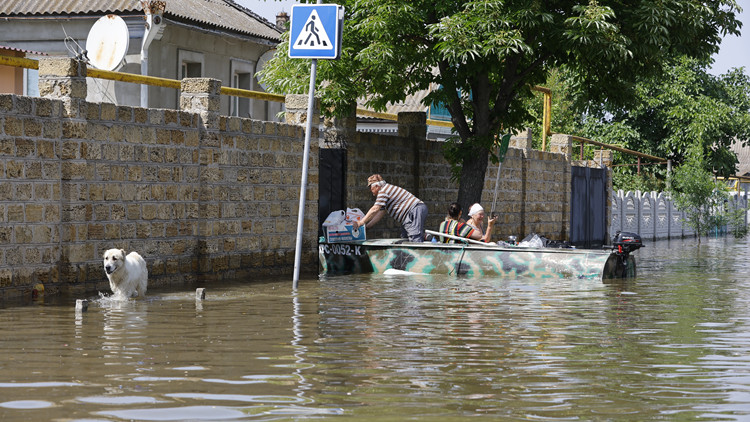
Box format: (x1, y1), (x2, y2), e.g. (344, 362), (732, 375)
(456, 147), (490, 210)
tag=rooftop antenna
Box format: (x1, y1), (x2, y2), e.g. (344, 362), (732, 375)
(140, 1), (167, 108)
(85, 14), (130, 71)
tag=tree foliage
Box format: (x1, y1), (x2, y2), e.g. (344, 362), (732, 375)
(260, 0), (741, 207)
(526, 57), (750, 192)
(668, 145), (741, 242)
(592, 58), (750, 179)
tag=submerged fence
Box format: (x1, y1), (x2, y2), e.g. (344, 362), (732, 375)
(610, 190), (750, 240)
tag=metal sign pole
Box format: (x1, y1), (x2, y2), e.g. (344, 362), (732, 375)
(290, 0), (341, 289)
(292, 58), (318, 289)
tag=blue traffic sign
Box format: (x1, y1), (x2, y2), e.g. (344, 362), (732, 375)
(288, 4), (343, 59)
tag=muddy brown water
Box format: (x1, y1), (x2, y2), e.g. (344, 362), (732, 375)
(1, 236), (749, 421)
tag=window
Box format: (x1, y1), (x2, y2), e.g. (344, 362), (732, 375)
(230, 59), (255, 118)
(178, 50), (204, 79)
(23, 68), (39, 97)
(182, 62), (201, 78)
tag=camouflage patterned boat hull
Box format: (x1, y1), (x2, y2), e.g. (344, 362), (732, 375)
(319, 239), (636, 280)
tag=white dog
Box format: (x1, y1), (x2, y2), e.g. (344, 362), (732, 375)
(103, 249), (148, 298)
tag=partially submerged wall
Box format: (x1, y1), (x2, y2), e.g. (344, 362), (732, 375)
(0, 58), (318, 301)
(0, 58), (601, 302)
(610, 190), (703, 240)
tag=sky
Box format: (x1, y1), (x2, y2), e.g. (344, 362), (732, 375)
(238, 0), (750, 76)
(710, 0), (750, 75)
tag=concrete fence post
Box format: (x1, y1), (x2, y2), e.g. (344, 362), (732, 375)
(397, 111), (427, 139)
(550, 134), (573, 240)
(284, 94), (320, 128)
(37, 57), (87, 118)
(322, 106), (356, 149)
(549, 134), (573, 159)
(180, 78), (221, 129)
(510, 128), (532, 153)
(594, 149), (613, 168)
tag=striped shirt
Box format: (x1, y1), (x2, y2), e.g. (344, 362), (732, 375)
(374, 183), (421, 225)
(438, 220), (475, 243)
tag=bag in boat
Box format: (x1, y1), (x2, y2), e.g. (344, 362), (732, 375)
(518, 233), (572, 248)
(322, 210), (346, 227)
(518, 233), (545, 248)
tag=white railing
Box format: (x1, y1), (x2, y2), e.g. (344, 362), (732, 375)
(610, 190), (749, 240)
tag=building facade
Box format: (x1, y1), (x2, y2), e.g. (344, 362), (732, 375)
(0, 0), (284, 120)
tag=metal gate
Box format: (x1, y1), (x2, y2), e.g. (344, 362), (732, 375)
(570, 166), (607, 248)
(318, 149), (347, 236)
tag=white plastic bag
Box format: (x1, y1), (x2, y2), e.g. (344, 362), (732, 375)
(345, 207), (365, 223)
(322, 210), (346, 227)
(518, 234), (544, 248)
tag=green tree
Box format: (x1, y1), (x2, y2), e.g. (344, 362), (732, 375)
(669, 145), (734, 243)
(524, 57), (750, 192)
(577, 58), (750, 185)
(260, 0), (741, 206)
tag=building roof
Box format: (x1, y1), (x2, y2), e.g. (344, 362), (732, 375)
(384, 90), (429, 115)
(358, 89), (429, 120)
(0, 45), (47, 55)
(358, 86), (457, 125)
(0, 0), (281, 42)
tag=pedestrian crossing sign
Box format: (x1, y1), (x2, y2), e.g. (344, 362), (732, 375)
(288, 4), (344, 59)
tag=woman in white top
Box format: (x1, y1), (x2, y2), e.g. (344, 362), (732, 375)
(465, 203), (497, 243)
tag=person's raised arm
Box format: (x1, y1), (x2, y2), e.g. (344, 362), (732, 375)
(481, 216), (498, 243)
(353, 205), (385, 230)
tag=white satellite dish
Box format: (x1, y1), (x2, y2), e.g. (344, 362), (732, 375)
(86, 14), (129, 71)
(255, 49), (276, 91)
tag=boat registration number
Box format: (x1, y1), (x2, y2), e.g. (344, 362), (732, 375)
(319, 244), (363, 256)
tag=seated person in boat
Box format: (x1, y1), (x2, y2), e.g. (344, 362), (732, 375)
(465, 203), (497, 243)
(438, 202), (484, 243)
(352, 174), (429, 242)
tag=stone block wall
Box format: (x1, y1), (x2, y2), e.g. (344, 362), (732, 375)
(0, 59), (318, 301)
(0, 58), (604, 301)
(347, 131), (424, 236)
(490, 148), (571, 241)
(344, 117), (577, 242)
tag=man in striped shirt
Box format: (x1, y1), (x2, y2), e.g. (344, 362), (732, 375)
(352, 174), (428, 242)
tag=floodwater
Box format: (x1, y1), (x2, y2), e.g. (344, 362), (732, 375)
(1, 237), (749, 421)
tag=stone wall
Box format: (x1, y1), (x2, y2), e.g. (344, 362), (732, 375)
(0, 58), (318, 301)
(0, 57), (604, 302)
(341, 117), (581, 243)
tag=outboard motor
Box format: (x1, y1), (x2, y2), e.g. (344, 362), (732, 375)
(612, 231), (643, 255)
(605, 231), (644, 278)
